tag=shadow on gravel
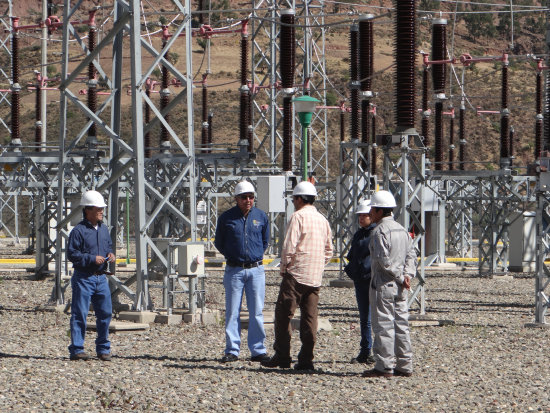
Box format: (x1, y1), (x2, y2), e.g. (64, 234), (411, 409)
(115, 354), (217, 363)
(0, 352), (49, 360)
(163, 363), (358, 377)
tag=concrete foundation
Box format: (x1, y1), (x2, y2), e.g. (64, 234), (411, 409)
(155, 313), (183, 325)
(118, 311), (158, 324)
(87, 321), (149, 332)
(183, 309), (220, 325)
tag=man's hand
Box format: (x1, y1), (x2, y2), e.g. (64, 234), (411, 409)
(403, 275), (411, 290)
(95, 255), (106, 265)
(106, 253), (115, 263)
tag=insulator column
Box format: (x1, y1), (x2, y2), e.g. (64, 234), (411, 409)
(239, 24), (251, 151)
(448, 107), (454, 170)
(10, 18), (21, 148)
(371, 107), (377, 175)
(509, 126), (514, 166)
(359, 14), (374, 173)
(545, 57), (550, 150)
(201, 80), (209, 153)
(459, 100), (466, 170)
(422, 67), (430, 148)
(160, 32), (171, 152)
(349, 24), (359, 141)
(340, 107), (345, 142)
(432, 18), (447, 171)
(208, 111), (213, 148)
(198, 0), (204, 25)
(500, 59), (510, 165)
(280, 9), (295, 172)
(35, 79), (42, 152)
(86, 23), (97, 147)
(536, 70), (543, 158)
(395, 0), (416, 131)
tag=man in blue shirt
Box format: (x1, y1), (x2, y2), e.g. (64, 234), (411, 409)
(215, 181), (270, 363)
(67, 190), (115, 361)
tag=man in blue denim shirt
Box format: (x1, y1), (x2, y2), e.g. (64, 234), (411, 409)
(215, 181), (270, 363)
(67, 190), (115, 361)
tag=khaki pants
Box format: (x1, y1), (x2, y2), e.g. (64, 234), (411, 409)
(369, 280), (413, 373)
(273, 273), (320, 363)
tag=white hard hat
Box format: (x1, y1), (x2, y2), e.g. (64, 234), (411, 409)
(234, 181), (255, 197)
(80, 190), (107, 208)
(293, 181), (317, 197)
(356, 200), (371, 214)
(370, 190), (397, 208)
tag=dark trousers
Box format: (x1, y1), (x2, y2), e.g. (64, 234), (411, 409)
(353, 279), (372, 354)
(273, 273), (320, 363)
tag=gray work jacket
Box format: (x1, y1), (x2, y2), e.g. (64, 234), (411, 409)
(369, 216), (417, 288)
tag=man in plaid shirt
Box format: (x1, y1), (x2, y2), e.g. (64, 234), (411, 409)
(261, 181), (333, 371)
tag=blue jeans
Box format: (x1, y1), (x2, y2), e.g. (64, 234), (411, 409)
(223, 265), (266, 357)
(68, 274), (112, 356)
(354, 279), (372, 354)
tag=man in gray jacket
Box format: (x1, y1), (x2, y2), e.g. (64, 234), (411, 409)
(362, 190), (417, 378)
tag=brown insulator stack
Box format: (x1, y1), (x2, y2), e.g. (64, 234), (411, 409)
(198, 0), (204, 25)
(10, 18), (21, 148)
(144, 85), (151, 158)
(545, 60), (550, 150)
(160, 34), (171, 152)
(280, 9), (295, 172)
(239, 27), (251, 152)
(448, 107), (454, 170)
(536, 70), (543, 158)
(432, 18), (447, 171)
(500, 61), (510, 163)
(349, 24), (359, 141)
(201, 81), (209, 153)
(394, 0), (416, 132)
(459, 100), (466, 170)
(359, 15), (374, 172)
(422, 68), (430, 148)
(87, 24), (97, 146)
(35, 78), (42, 152)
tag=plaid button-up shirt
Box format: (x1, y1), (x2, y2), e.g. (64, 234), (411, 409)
(280, 204), (333, 287)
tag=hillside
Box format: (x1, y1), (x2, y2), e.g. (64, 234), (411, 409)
(4, 0), (548, 176)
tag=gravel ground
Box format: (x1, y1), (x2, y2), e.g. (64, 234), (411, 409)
(1, 256), (550, 412)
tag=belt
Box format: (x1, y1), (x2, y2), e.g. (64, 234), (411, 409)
(226, 260), (263, 269)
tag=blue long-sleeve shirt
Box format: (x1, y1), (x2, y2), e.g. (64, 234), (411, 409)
(67, 219), (113, 275)
(214, 206), (269, 264)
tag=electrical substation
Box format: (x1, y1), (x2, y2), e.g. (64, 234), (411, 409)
(2, 0), (550, 327)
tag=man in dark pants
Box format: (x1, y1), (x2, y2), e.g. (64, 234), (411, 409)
(261, 181), (333, 371)
(215, 181), (270, 363)
(345, 200), (375, 364)
(67, 190), (115, 361)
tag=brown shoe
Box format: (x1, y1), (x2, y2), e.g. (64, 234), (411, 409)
(260, 353), (291, 369)
(361, 368), (393, 378)
(98, 353), (112, 361)
(70, 352), (90, 361)
(393, 369), (412, 377)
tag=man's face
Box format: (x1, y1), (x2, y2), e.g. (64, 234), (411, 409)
(85, 206), (104, 224)
(369, 207), (383, 224)
(236, 192), (255, 214)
